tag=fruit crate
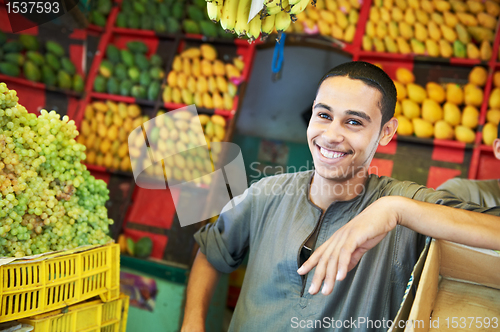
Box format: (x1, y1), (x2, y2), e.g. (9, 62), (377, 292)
(19, 293), (129, 332)
(0, 243), (120, 322)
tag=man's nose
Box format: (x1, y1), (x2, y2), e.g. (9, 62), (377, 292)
(322, 120), (345, 144)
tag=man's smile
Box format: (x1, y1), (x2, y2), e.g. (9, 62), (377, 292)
(315, 143), (352, 161)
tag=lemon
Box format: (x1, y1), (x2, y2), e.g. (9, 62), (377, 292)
(396, 67), (415, 84)
(455, 125), (476, 143)
(434, 120), (454, 140)
(402, 99), (420, 119)
(468, 66), (488, 87)
(394, 81), (407, 101)
(396, 115), (413, 136)
(482, 122), (498, 146)
(443, 102), (461, 126)
(426, 82), (445, 103)
(486, 109), (500, 125)
(461, 105), (479, 129)
(463, 83), (483, 107)
(446, 83), (464, 105)
(407, 83), (427, 103)
(421, 99), (443, 123)
(413, 118), (434, 138)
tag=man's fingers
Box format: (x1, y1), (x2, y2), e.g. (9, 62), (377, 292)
(308, 253), (332, 295)
(335, 245), (355, 283)
(297, 242), (327, 275)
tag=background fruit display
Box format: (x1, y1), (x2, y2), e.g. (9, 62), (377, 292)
(94, 40), (164, 101)
(362, 0), (498, 59)
(88, 0), (113, 28)
(484, 71), (500, 145)
(141, 110), (227, 185)
(0, 32), (84, 92)
(285, 0), (360, 44)
(163, 43), (242, 111)
(0, 83), (113, 257)
(393, 66), (486, 143)
(77, 100), (148, 172)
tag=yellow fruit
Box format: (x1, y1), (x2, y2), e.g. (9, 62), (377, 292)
(455, 125), (476, 143)
(394, 81), (407, 101)
(397, 37), (411, 54)
(431, 12), (444, 25)
(415, 9), (429, 25)
(172, 88), (182, 104)
(201, 59), (213, 76)
(412, 118), (434, 138)
(395, 101), (402, 116)
(223, 93), (233, 110)
(446, 83), (463, 105)
(485, 0), (500, 16)
(411, 38), (425, 55)
(213, 60), (226, 77)
(306, 7), (320, 21)
(200, 44), (218, 61)
(203, 93), (214, 109)
(336, 11), (349, 29)
(480, 41), (493, 61)
(172, 56), (182, 72)
(463, 83), (483, 107)
(407, 0), (419, 9)
(407, 83), (427, 103)
(443, 103), (462, 126)
(208, 76), (218, 94)
(370, 7), (380, 22)
(427, 21), (441, 41)
(396, 67), (414, 84)
(434, 0), (451, 12)
(462, 105), (479, 129)
(107, 125), (118, 141)
(443, 11), (458, 27)
(402, 99), (420, 119)
(392, 7), (404, 21)
(421, 0), (434, 13)
(404, 8), (416, 25)
(362, 36), (373, 51)
(439, 39), (453, 58)
(365, 21), (376, 38)
(233, 57), (245, 72)
(84, 105), (94, 120)
(225, 64), (241, 79)
(100, 139), (111, 154)
(318, 20), (331, 36)
(192, 58), (201, 77)
(197, 76), (208, 94)
(434, 120), (454, 140)
(440, 25), (457, 43)
(319, 10), (335, 24)
(490, 88), (500, 108)
(384, 36), (398, 53)
(414, 23), (428, 42)
(187, 76), (197, 94)
(483, 122), (498, 145)
(467, 43), (481, 60)
(487, 109), (500, 125)
(396, 115), (413, 136)
(211, 114), (226, 127)
(388, 21), (399, 39)
(92, 101), (108, 112)
(468, 66), (488, 87)
(422, 99), (443, 123)
(162, 86), (172, 103)
(181, 89), (193, 105)
(86, 150), (96, 165)
(426, 82), (445, 103)
(177, 72), (188, 89)
(214, 124), (226, 141)
(181, 47), (201, 59)
(375, 21), (387, 39)
(194, 92), (204, 108)
(467, 0), (485, 13)
(344, 24), (356, 43)
(212, 92), (224, 109)
(379, 7), (390, 22)
(332, 24), (345, 40)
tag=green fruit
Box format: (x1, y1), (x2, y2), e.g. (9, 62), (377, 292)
(128, 13), (140, 29)
(26, 51), (45, 66)
(120, 49), (135, 67)
(57, 70), (72, 89)
(106, 44), (121, 63)
(146, 2), (157, 15)
(183, 20), (200, 34)
(99, 59), (114, 78)
(150, 54), (162, 67)
(23, 61), (41, 82)
(148, 81), (160, 101)
(128, 66), (140, 82)
(94, 74), (107, 93)
(114, 63), (127, 80)
(453, 40), (466, 58)
(73, 74), (84, 92)
(166, 18), (181, 33)
(154, 17), (167, 33)
(200, 21), (218, 38)
(127, 41), (148, 54)
(61, 57), (76, 76)
(126, 238), (135, 256)
(159, 3), (170, 18)
(187, 5), (204, 21)
(107, 77), (120, 94)
(193, 0), (206, 8)
(116, 13), (127, 28)
(133, 2), (146, 14)
(45, 53), (61, 71)
(149, 66), (164, 80)
(140, 14), (153, 30)
(134, 53), (149, 70)
(149, 127), (160, 144)
(3, 41), (24, 53)
(91, 11), (107, 27)
(42, 65), (56, 86)
(172, 3), (183, 19)
(135, 237), (153, 258)
(0, 62), (20, 77)
(120, 80), (133, 96)
(131, 85), (147, 99)
(19, 34), (39, 51)
(45, 41), (65, 57)
(4, 53), (24, 66)
(139, 71), (151, 86)
(97, 0), (112, 14)
(121, 1), (133, 13)
(0, 31), (6, 47)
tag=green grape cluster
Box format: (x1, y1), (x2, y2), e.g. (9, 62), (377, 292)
(0, 82), (113, 257)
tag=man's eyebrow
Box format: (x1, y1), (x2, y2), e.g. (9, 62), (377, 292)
(313, 103), (332, 112)
(346, 110), (372, 123)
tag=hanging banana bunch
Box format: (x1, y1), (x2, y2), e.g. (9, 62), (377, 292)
(207, 0), (313, 42)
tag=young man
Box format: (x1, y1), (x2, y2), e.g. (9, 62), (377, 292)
(437, 127), (500, 207)
(181, 62), (500, 332)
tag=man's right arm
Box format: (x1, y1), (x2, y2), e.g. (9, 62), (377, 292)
(181, 250), (221, 332)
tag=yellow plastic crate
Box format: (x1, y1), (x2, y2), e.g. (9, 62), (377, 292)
(20, 294), (129, 332)
(0, 244), (120, 322)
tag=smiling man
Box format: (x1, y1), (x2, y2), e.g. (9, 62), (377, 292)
(181, 61), (500, 332)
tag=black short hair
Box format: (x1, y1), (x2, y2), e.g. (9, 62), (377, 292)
(317, 61), (397, 126)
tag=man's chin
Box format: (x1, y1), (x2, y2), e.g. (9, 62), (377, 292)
(315, 165), (357, 181)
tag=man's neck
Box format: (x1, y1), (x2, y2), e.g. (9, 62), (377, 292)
(309, 171), (369, 211)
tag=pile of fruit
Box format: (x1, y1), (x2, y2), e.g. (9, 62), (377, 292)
(118, 234), (153, 258)
(94, 41), (163, 101)
(88, 0), (112, 27)
(286, 0), (360, 43)
(394, 66), (486, 143)
(484, 72), (500, 145)
(139, 110), (226, 185)
(77, 100), (148, 172)
(362, 0), (498, 59)
(0, 32), (84, 92)
(0, 83), (113, 258)
(163, 44), (242, 111)
(116, 0), (233, 38)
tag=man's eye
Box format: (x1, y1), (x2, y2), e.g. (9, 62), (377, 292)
(347, 119), (362, 126)
(319, 113), (331, 120)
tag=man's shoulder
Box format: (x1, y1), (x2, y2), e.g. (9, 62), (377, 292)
(437, 177), (471, 191)
(249, 170), (313, 193)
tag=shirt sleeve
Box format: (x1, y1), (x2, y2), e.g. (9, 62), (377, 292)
(437, 178), (473, 203)
(193, 182), (258, 274)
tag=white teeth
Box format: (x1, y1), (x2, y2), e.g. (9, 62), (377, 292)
(320, 147), (345, 159)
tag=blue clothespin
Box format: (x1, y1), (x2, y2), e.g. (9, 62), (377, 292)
(271, 33), (286, 82)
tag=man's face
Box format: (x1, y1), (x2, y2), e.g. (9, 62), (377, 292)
(307, 76), (386, 182)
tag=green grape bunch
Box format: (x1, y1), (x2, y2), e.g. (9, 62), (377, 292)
(0, 82), (114, 258)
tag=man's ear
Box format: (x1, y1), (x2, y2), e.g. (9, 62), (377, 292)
(379, 117), (398, 146)
(493, 138), (500, 160)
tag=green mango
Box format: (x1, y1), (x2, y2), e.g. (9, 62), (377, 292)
(121, 1), (133, 13)
(135, 237), (152, 258)
(41, 65), (56, 86)
(150, 54), (162, 67)
(97, 0), (112, 15)
(106, 44), (121, 63)
(19, 34), (39, 51)
(154, 17), (167, 33)
(134, 53), (149, 70)
(127, 41), (148, 54)
(61, 57), (76, 76)
(182, 20), (200, 34)
(128, 66), (140, 82)
(120, 49), (135, 67)
(116, 13), (127, 28)
(45, 41), (65, 57)
(73, 74), (84, 93)
(57, 70), (72, 89)
(172, 3), (183, 20)
(166, 18), (181, 33)
(140, 14), (153, 30)
(99, 59), (114, 78)
(131, 85), (147, 99)
(133, 2), (146, 14)
(147, 81), (160, 101)
(93, 74), (107, 93)
(4, 53), (24, 66)
(0, 62), (20, 77)
(187, 5), (204, 21)
(114, 63), (127, 80)
(200, 21), (218, 38)
(128, 14), (140, 29)
(146, 2), (157, 15)
(23, 61), (41, 82)
(107, 77), (120, 94)
(159, 3), (170, 18)
(3, 41), (24, 53)
(120, 80), (133, 96)
(45, 53), (61, 71)
(91, 11), (107, 27)
(453, 40), (466, 58)
(149, 66), (164, 80)
(139, 71), (151, 86)
(26, 51), (45, 66)
(0, 31), (6, 47)
(193, 0), (206, 8)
